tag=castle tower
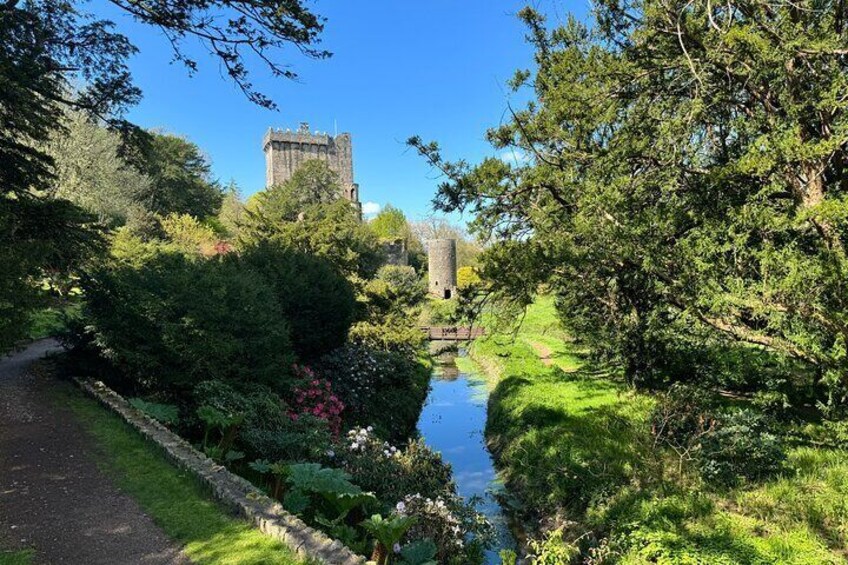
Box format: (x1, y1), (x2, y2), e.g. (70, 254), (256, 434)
(263, 122), (361, 210)
(428, 239), (458, 299)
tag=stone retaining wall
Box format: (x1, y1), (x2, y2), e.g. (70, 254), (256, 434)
(74, 378), (366, 565)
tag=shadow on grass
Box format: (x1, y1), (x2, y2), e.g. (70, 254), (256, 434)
(598, 487), (842, 564)
(486, 366), (653, 517)
(624, 520), (774, 564)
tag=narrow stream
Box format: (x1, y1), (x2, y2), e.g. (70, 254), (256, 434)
(416, 350), (517, 564)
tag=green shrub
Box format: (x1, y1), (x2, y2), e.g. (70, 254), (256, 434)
(422, 298), (458, 325)
(751, 389), (794, 420)
(697, 410), (786, 487)
(348, 318), (427, 357)
(27, 299), (82, 340)
(527, 528), (580, 565)
(84, 249), (295, 392)
(396, 492), (493, 565)
(335, 427), (453, 507)
(352, 264), (427, 357)
(316, 345), (429, 439)
(242, 190), (383, 280)
(651, 384), (718, 444)
(801, 419), (848, 449)
(240, 417), (332, 463)
(652, 387), (786, 486)
(456, 266), (481, 290)
(192, 380), (288, 433)
(498, 549), (517, 565)
(193, 379), (332, 462)
(370, 265), (426, 311)
(241, 242), (356, 360)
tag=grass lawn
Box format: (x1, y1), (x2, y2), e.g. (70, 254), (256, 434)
(0, 550), (34, 565)
(470, 296), (848, 564)
(54, 382), (308, 565)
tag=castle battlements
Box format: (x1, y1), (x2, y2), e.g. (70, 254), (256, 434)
(263, 126), (345, 149)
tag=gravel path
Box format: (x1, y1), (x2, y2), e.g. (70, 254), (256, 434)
(0, 340), (188, 564)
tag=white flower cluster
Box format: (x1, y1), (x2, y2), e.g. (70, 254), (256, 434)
(330, 347), (382, 404)
(346, 426), (371, 451)
(345, 426), (400, 458)
(396, 493), (464, 548)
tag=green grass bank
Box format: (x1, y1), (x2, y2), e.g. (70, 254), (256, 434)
(469, 297), (848, 563)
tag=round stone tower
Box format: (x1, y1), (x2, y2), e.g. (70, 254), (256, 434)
(428, 239), (458, 299)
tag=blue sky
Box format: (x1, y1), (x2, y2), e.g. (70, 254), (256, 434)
(100, 0), (588, 222)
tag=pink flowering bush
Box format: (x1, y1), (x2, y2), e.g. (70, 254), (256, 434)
(289, 365), (345, 435)
(212, 240), (233, 255)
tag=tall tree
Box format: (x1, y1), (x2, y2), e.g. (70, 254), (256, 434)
(412, 2), (848, 407)
(142, 132), (223, 219)
(370, 205), (409, 240)
(218, 180), (246, 238)
(253, 159), (345, 222)
(44, 110), (153, 227)
(242, 161), (382, 279)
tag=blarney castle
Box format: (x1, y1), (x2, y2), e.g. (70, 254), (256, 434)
(263, 122), (361, 215)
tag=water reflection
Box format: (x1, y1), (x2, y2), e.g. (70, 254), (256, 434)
(417, 352), (517, 564)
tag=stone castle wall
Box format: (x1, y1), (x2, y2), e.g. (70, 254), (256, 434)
(381, 239), (408, 267)
(263, 123), (359, 204)
(428, 239), (457, 299)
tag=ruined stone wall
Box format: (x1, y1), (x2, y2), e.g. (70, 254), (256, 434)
(428, 239), (457, 299)
(263, 123), (359, 207)
(381, 239), (408, 267)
